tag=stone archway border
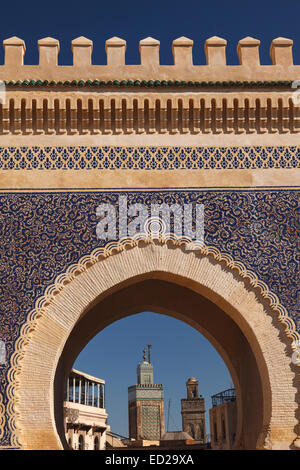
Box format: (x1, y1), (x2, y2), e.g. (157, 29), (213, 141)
(3, 236), (300, 448)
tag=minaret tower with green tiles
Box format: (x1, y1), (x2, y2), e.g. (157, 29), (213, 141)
(128, 345), (164, 441)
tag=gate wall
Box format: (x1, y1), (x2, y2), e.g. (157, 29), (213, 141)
(0, 35), (299, 449)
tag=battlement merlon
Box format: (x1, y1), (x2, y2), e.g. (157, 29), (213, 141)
(1, 35), (300, 82)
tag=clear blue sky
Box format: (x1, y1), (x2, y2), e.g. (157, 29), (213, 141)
(74, 312), (232, 438)
(3, 0), (298, 440)
(0, 1), (299, 65)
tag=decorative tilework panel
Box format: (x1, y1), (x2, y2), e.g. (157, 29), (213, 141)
(0, 146), (299, 170)
(141, 405), (161, 440)
(0, 188), (298, 447)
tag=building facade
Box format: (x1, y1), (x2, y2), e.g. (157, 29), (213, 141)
(181, 377), (206, 443)
(128, 349), (164, 441)
(0, 34), (299, 450)
(64, 369), (108, 450)
(209, 388), (237, 450)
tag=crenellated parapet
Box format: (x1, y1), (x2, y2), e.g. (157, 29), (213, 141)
(0, 35), (299, 137)
(1, 35), (299, 79)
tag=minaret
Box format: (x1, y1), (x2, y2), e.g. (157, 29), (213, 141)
(181, 377), (206, 443)
(137, 347), (154, 385)
(128, 346), (164, 441)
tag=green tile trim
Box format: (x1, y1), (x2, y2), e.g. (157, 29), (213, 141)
(2, 79), (294, 88)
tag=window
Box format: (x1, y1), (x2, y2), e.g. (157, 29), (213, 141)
(213, 421), (217, 442)
(100, 384), (104, 408)
(94, 436), (99, 450)
(93, 383), (98, 407)
(68, 377), (73, 402)
(222, 418), (226, 441)
(88, 381), (93, 406)
(78, 434), (84, 450)
(75, 379), (80, 403)
(80, 379), (85, 404)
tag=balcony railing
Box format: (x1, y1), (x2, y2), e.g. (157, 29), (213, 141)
(211, 388), (236, 407)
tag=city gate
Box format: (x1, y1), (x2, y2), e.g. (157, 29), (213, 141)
(0, 35), (299, 449)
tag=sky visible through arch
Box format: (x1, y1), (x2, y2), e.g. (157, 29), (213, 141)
(74, 311), (232, 438)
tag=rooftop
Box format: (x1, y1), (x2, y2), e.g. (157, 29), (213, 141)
(70, 368), (105, 385)
(161, 431), (193, 441)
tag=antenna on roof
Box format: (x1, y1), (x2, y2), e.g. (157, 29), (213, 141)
(147, 344), (152, 363)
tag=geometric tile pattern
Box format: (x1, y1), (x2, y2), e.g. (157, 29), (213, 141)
(128, 385), (164, 402)
(0, 145), (299, 170)
(141, 405), (161, 440)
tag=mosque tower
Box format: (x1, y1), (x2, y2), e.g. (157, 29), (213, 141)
(128, 345), (164, 441)
(181, 377), (206, 443)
